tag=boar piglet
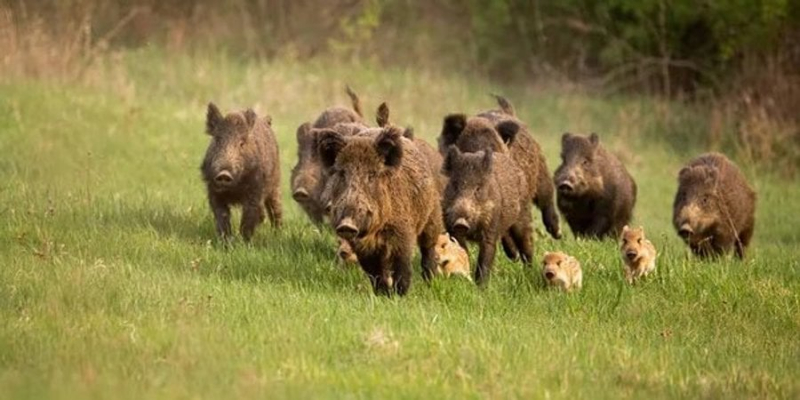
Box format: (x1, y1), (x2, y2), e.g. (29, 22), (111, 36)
(553, 132), (637, 238)
(442, 146), (533, 285)
(317, 126), (444, 296)
(201, 103), (282, 241)
(673, 152), (756, 259)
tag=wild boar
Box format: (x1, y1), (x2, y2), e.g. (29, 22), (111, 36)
(619, 225), (657, 283)
(201, 102), (282, 241)
(553, 132), (637, 238)
(439, 96), (561, 239)
(673, 152), (756, 259)
(434, 233), (471, 280)
(541, 251), (582, 292)
(317, 126), (444, 296)
(442, 146), (533, 285)
(290, 87), (365, 224)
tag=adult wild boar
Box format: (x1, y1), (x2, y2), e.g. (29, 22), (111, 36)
(442, 146), (533, 285)
(553, 132), (636, 238)
(439, 96), (561, 239)
(201, 103), (282, 241)
(317, 126), (444, 296)
(290, 87), (364, 224)
(673, 152), (756, 259)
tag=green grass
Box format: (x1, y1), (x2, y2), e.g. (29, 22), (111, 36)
(1, 47), (798, 399)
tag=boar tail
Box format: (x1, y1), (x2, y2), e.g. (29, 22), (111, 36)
(492, 94), (516, 116)
(346, 85), (364, 118)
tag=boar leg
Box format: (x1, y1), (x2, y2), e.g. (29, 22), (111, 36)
(501, 235), (519, 261)
(418, 222), (440, 282)
(391, 251), (413, 296)
(536, 195), (562, 240)
(209, 195), (232, 240)
(475, 233), (498, 286)
(264, 190), (283, 228)
(586, 214), (612, 238)
(735, 226), (753, 260)
(509, 223), (534, 266)
(240, 201), (266, 242)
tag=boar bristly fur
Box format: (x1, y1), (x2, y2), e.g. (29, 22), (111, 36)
(318, 126), (443, 296)
(673, 152), (756, 259)
(201, 102), (282, 241)
(554, 132), (637, 238)
(442, 146), (533, 285)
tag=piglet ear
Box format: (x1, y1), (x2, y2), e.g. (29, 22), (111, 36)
(481, 148), (494, 172)
(440, 114), (467, 149)
(317, 129), (346, 168)
(443, 145), (461, 175)
(244, 109), (257, 130)
(206, 102), (223, 135)
(375, 127), (404, 168)
(589, 132), (600, 147)
(496, 120), (520, 145)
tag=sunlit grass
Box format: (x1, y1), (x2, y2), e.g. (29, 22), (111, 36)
(0, 49), (798, 399)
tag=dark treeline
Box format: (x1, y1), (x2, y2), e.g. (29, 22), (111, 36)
(6, 0), (799, 93)
(3, 0), (798, 173)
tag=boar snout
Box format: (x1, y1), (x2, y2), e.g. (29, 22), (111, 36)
(336, 217), (359, 239)
(678, 223), (693, 240)
(452, 218), (470, 235)
(544, 270), (555, 280)
(214, 170), (234, 185)
(292, 188), (310, 201)
(556, 179), (574, 194)
(626, 251), (638, 261)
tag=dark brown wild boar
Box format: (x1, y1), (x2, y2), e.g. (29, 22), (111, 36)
(439, 96), (561, 239)
(553, 132), (636, 238)
(673, 152), (756, 259)
(317, 126), (444, 296)
(290, 87), (364, 224)
(442, 146), (533, 285)
(201, 103), (282, 241)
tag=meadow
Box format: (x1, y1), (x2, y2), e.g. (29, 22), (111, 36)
(1, 48), (798, 399)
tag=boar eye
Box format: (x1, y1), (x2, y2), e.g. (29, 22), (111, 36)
(582, 159), (591, 167)
(637, 238), (642, 244)
(622, 239), (627, 245)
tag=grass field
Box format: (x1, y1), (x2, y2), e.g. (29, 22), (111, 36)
(1, 48), (798, 399)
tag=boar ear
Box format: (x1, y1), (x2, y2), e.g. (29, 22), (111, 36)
(317, 129), (346, 168)
(206, 102), (223, 135)
(678, 166), (690, 180)
(402, 126), (415, 140)
(296, 123), (313, 143)
(561, 132), (573, 146)
(244, 109), (257, 130)
(589, 132), (600, 147)
(496, 120), (520, 145)
(441, 114), (467, 147)
(375, 127), (404, 168)
(264, 114), (272, 127)
(481, 149), (494, 172)
(443, 145), (461, 175)
(376, 102), (390, 128)
(706, 167), (719, 186)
